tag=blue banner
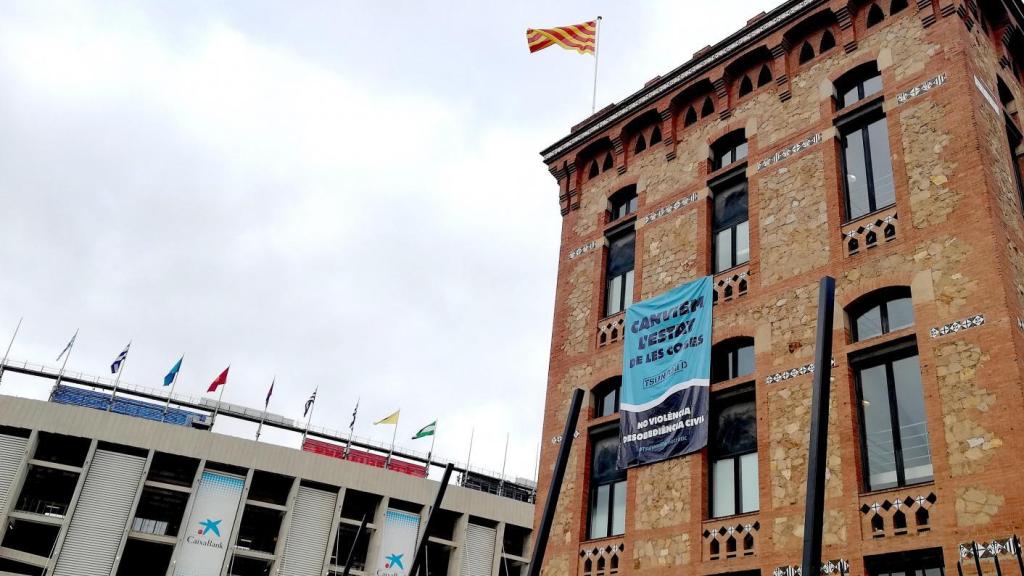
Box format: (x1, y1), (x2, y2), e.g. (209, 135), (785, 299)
(619, 276), (712, 468)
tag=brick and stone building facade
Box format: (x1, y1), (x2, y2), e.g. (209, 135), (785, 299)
(536, 0), (1024, 574)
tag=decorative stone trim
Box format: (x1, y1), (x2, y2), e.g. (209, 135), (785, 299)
(773, 559), (851, 576)
(579, 542), (623, 576)
(764, 358), (836, 384)
(756, 133), (823, 171)
(929, 314), (985, 338)
(568, 240), (600, 260)
(597, 314), (625, 348)
(550, 429), (580, 444)
(895, 73), (947, 106)
(842, 210), (898, 256)
(960, 536), (1022, 560)
(859, 492), (936, 539)
(1017, 317), (1024, 332)
(702, 521), (758, 561)
(712, 267), (749, 305)
(639, 193), (700, 227)
(541, 0), (819, 163)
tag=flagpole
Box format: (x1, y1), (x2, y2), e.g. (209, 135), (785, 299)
(499, 432), (510, 495)
(301, 386), (317, 445)
(344, 397), (359, 459)
(108, 340), (131, 411)
(256, 376), (274, 442)
(210, 365), (229, 431)
(0, 317), (23, 388)
(462, 428), (474, 486)
(50, 329), (78, 400)
(592, 16), (602, 114)
(425, 424), (437, 479)
(385, 420), (398, 471)
(162, 356), (183, 421)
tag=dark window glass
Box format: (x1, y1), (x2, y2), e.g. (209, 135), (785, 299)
(820, 30), (836, 53)
(837, 66), (883, 109)
(890, 0), (908, 14)
(711, 339), (755, 383)
(588, 431), (626, 539)
(684, 106), (698, 127)
(650, 125), (662, 145)
(867, 3), (885, 27)
(799, 41), (815, 64)
(588, 161), (599, 179)
(711, 132), (748, 171)
(856, 348), (933, 491)
(701, 96), (715, 117)
(712, 179), (749, 273)
(739, 76), (753, 97)
(757, 64), (773, 87)
(602, 152), (613, 171)
(605, 230), (635, 316)
(634, 133), (647, 154)
(866, 547), (945, 576)
(841, 113), (894, 220)
(710, 387), (758, 518)
(1006, 115), (1024, 213)
(594, 379), (621, 418)
(608, 186), (638, 221)
(850, 288), (913, 342)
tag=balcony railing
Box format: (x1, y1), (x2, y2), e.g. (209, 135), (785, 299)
(578, 540), (623, 576)
(858, 489), (936, 539)
(702, 517), (759, 561)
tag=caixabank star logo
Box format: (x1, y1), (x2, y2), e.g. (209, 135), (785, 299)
(376, 552), (405, 575)
(185, 518), (225, 549)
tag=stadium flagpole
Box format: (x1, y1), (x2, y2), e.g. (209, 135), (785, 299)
(0, 317), (22, 387)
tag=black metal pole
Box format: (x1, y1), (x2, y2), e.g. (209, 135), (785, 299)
(408, 462), (455, 576)
(972, 541), (985, 576)
(1015, 535), (1024, 574)
(526, 387), (584, 576)
(340, 514), (369, 576)
(800, 276), (836, 576)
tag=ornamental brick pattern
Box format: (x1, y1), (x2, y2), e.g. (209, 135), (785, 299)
(536, 1), (1024, 574)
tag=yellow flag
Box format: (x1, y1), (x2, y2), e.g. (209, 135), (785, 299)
(374, 410), (400, 425)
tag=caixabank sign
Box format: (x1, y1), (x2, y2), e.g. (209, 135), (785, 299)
(173, 471), (245, 576)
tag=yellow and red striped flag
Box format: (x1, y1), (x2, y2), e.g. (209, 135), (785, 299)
(526, 20), (597, 55)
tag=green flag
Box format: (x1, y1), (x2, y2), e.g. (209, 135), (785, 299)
(412, 420), (436, 439)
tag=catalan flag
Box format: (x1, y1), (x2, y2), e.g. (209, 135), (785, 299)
(527, 20), (597, 55)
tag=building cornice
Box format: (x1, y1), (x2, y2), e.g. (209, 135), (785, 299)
(539, 0), (822, 164)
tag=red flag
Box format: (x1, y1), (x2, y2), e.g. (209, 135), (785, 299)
(207, 367), (229, 393)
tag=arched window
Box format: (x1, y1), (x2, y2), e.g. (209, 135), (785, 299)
(710, 131), (750, 272)
(602, 152), (614, 171)
(592, 377), (621, 418)
(998, 77), (1024, 211)
(890, 0), (908, 14)
(847, 287), (932, 492)
(867, 3), (886, 27)
(588, 426), (626, 538)
(739, 75), (754, 97)
(820, 30), (836, 53)
(684, 106), (698, 127)
(799, 41), (815, 64)
(848, 287), (913, 342)
(757, 64), (773, 88)
(712, 337), (755, 383)
(710, 130), (748, 171)
(834, 63), (893, 220)
(701, 96), (715, 117)
(650, 125), (662, 145)
(634, 133), (647, 154)
(588, 160), (599, 179)
(608, 185), (638, 221)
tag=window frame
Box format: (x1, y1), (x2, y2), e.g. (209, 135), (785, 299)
(608, 186), (638, 222)
(711, 338), (755, 384)
(848, 287), (914, 342)
(603, 221), (636, 317)
(587, 424), (627, 540)
(710, 132), (749, 172)
(709, 384), (759, 518)
(709, 168), (750, 273)
(852, 337), (933, 492)
(836, 98), (894, 222)
(592, 378), (621, 418)
(864, 546), (945, 576)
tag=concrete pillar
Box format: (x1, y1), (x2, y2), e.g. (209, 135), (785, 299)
(219, 468), (254, 576)
(165, 458), (207, 576)
(0, 429), (37, 544)
(319, 486), (345, 575)
(490, 521), (506, 576)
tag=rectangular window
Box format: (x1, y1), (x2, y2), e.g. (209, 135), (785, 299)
(588, 430), (626, 539)
(865, 547), (945, 576)
(605, 229), (635, 316)
(840, 108), (895, 221)
(856, 345), (933, 492)
(712, 179), (749, 273)
(1006, 115), (1024, 214)
(710, 386), (758, 518)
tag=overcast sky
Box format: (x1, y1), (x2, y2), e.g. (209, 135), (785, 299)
(0, 0), (780, 481)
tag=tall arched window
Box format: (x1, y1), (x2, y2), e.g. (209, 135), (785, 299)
(711, 337), (755, 383)
(710, 384), (758, 517)
(605, 186), (637, 316)
(710, 131), (750, 273)
(592, 377), (621, 418)
(588, 426), (626, 538)
(847, 288), (933, 492)
(634, 133), (647, 154)
(835, 62), (894, 220)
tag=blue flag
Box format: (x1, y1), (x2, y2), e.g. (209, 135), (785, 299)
(164, 356), (183, 386)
